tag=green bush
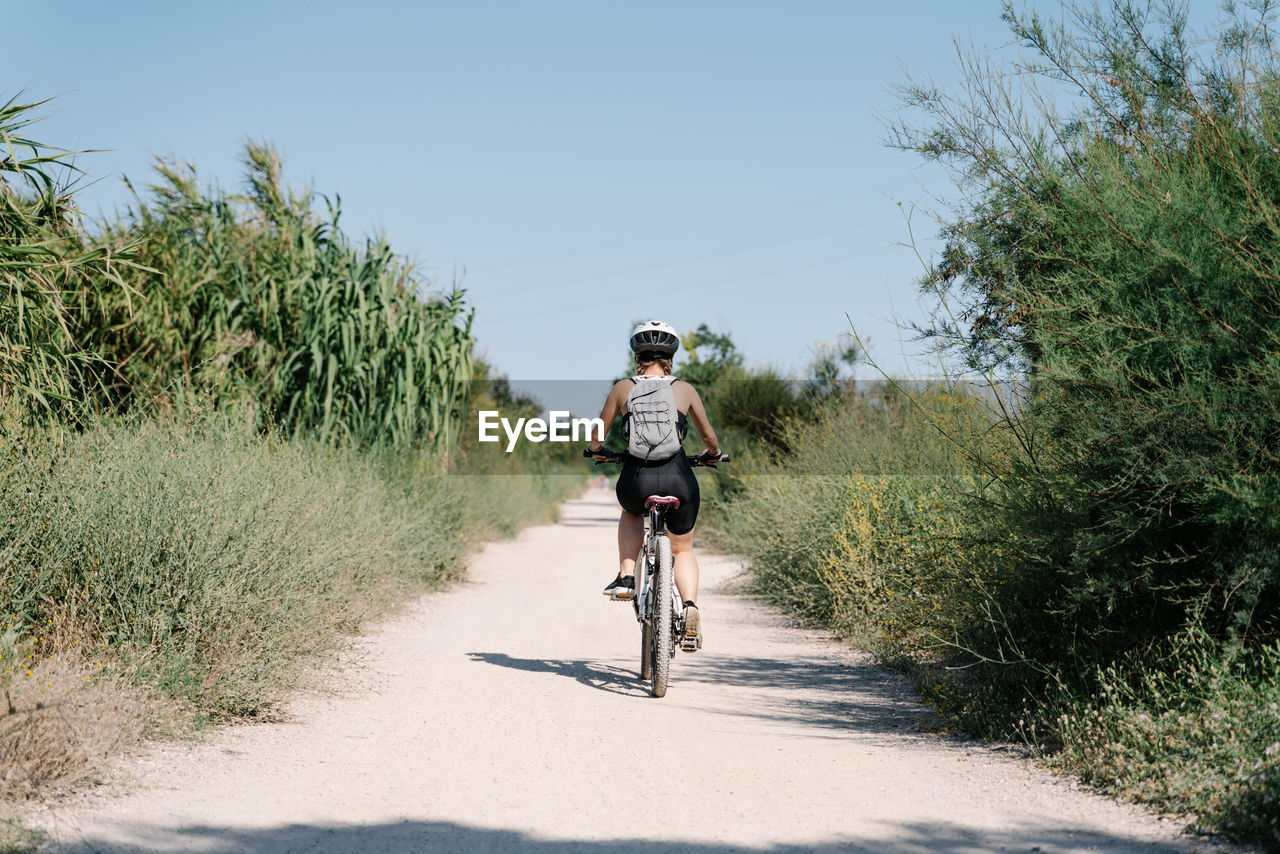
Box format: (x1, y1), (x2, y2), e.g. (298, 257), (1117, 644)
(712, 375), (1280, 844)
(705, 382), (997, 643)
(888, 1), (1280, 659)
(1046, 630), (1280, 843)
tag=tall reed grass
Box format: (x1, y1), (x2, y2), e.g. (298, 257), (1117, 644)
(3, 96), (474, 449)
(0, 97), (138, 423)
(97, 145), (474, 450)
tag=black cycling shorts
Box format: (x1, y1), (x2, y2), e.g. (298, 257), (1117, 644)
(615, 453), (700, 534)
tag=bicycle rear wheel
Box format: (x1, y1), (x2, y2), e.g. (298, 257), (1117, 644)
(651, 534), (673, 697)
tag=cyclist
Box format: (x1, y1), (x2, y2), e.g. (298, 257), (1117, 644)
(587, 320), (723, 651)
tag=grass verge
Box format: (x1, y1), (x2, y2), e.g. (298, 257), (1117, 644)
(0, 413), (578, 835)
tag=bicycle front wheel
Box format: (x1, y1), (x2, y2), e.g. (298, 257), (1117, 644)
(651, 534), (673, 697)
(640, 619), (653, 682)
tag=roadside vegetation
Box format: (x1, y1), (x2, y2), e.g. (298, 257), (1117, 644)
(7, 0), (1280, 846)
(699, 2), (1280, 848)
(0, 96), (575, 832)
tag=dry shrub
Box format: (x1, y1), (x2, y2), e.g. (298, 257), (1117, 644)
(0, 656), (167, 800)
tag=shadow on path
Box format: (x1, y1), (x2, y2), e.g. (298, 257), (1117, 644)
(49, 817), (1203, 854)
(466, 652), (649, 698)
(469, 651), (935, 736)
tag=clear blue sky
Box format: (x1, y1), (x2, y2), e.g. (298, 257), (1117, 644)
(12, 0), (1020, 381)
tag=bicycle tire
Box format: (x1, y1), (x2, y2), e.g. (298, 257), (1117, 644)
(637, 545), (654, 680)
(640, 619), (654, 681)
(651, 534), (673, 697)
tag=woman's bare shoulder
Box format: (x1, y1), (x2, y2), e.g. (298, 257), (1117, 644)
(672, 378), (701, 407)
(608, 378), (634, 399)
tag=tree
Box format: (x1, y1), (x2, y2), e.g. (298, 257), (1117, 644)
(679, 324), (743, 388)
(889, 0), (1280, 660)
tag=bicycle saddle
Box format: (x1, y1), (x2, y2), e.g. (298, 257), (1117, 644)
(645, 495), (681, 510)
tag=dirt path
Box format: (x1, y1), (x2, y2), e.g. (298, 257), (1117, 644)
(32, 489), (1247, 853)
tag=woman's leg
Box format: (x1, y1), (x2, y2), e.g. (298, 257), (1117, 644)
(668, 528), (698, 604)
(618, 511), (644, 577)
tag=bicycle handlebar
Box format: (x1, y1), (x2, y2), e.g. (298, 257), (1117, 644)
(582, 448), (731, 467)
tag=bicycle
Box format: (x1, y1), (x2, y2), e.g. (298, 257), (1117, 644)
(584, 447), (730, 697)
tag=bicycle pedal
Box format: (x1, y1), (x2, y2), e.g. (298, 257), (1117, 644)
(680, 633), (700, 652)
(610, 592), (635, 602)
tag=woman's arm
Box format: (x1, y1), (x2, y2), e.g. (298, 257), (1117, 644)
(682, 384), (720, 455)
(589, 380), (631, 453)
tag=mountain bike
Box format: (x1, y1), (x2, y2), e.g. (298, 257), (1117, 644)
(584, 448), (729, 697)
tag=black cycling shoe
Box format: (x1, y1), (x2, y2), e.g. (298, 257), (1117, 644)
(603, 574), (636, 600)
(681, 601), (702, 651)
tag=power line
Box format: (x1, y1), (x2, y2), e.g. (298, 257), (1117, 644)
(477, 222), (858, 298)
(480, 248), (863, 323)
(473, 205), (898, 300)
(478, 190), (866, 272)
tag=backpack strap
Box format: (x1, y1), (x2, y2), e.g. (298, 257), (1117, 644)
(621, 377), (637, 413)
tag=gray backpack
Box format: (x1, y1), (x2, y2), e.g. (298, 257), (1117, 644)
(625, 376), (683, 461)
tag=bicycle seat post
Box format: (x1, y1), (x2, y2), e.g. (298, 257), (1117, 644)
(644, 495), (681, 536)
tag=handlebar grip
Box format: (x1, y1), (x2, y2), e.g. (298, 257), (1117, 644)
(584, 448), (623, 463)
(686, 452), (731, 466)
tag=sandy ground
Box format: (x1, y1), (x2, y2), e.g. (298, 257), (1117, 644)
(29, 488), (1253, 854)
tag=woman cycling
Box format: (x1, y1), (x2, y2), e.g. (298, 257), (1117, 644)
(587, 320), (723, 651)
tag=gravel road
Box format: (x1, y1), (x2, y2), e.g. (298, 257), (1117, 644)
(32, 488), (1250, 853)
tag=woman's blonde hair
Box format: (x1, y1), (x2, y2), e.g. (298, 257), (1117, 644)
(635, 354), (673, 375)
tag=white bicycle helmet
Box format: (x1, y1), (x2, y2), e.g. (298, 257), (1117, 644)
(629, 320), (680, 356)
